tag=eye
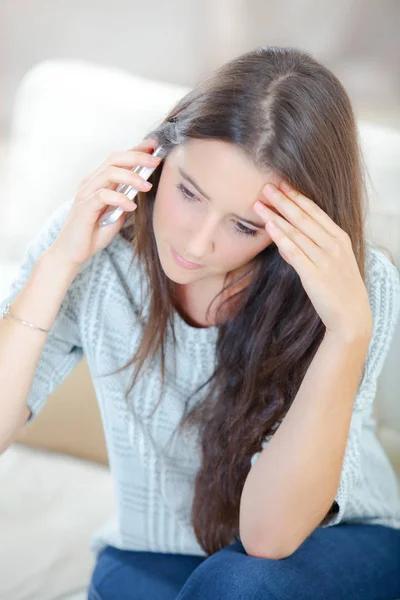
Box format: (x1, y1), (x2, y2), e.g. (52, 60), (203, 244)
(177, 183), (197, 202)
(235, 222), (258, 237)
(176, 182), (259, 238)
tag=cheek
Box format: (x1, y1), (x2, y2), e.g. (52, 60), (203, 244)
(154, 188), (197, 238)
(154, 187), (180, 232)
(218, 236), (268, 270)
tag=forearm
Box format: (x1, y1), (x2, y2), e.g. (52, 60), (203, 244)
(239, 329), (371, 559)
(0, 247), (80, 453)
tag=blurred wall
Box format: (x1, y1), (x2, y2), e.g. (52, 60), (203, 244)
(1, 0), (399, 139)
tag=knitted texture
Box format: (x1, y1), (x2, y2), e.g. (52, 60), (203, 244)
(2, 197), (400, 557)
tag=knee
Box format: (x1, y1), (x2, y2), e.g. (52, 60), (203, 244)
(89, 547), (127, 600)
(177, 541), (285, 600)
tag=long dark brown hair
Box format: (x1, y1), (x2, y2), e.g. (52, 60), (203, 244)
(103, 46), (370, 555)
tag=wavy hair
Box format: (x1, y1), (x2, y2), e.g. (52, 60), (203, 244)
(103, 46), (369, 555)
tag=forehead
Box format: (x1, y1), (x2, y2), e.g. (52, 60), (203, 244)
(168, 138), (282, 202)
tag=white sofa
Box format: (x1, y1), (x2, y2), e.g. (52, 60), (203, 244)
(1, 59), (400, 600)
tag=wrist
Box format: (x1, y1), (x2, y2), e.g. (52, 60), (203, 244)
(42, 244), (83, 279)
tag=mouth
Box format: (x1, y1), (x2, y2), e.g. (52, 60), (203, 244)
(171, 246), (205, 270)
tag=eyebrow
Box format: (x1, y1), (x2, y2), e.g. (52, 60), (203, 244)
(178, 167), (266, 230)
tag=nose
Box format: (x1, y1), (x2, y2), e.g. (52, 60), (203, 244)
(184, 215), (217, 261)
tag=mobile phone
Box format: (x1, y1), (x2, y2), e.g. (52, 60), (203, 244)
(98, 143), (167, 227)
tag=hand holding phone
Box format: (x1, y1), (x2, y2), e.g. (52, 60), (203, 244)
(98, 142), (167, 227)
(49, 138), (166, 269)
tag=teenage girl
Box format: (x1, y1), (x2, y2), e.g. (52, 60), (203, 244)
(1, 46), (400, 600)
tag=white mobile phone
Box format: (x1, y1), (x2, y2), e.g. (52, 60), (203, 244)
(98, 143), (167, 227)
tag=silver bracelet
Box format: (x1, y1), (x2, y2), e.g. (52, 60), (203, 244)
(1, 303), (51, 333)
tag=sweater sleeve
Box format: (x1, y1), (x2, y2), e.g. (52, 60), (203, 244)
(0, 198), (92, 422)
(319, 246), (400, 526)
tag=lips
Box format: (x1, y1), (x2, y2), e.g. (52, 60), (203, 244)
(171, 247), (204, 269)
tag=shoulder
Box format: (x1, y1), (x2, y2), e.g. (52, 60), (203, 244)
(361, 242), (400, 386)
(95, 229), (144, 289)
(364, 242), (400, 333)
(364, 242), (400, 297)
(87, 229), (148, 322)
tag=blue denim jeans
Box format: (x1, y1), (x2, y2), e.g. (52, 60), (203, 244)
(87, 523), (400, 600)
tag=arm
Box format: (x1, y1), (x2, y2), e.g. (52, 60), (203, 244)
(239, 329), (371, 560)
(241, 177), (383, 559)
(0, 248), (80, 454)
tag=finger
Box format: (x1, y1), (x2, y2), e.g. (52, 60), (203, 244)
(265, 220), (315, 273)
(260, 204), (322, 264)
(83, 165), (153, 197)
(279, 181), (345, 240)
(79, 137), (160, 189)
(131, 136), (160, 151)
(105, 150), (161, 170)
(258, 184), (337, 253)
(84, 188), (137, 219)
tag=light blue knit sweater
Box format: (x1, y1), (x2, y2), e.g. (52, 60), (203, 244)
(2, 198), (400, 557)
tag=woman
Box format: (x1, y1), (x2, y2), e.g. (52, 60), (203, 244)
(1, 46), (399, 599)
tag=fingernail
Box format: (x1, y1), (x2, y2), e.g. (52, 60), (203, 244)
(264, 183), (275, 194)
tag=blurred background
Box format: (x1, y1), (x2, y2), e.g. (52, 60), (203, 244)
(1, 0), (400, 135)
(1, 0), (400, 140)
(1, 2), (400, 599)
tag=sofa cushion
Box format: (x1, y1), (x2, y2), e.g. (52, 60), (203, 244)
(0, 444), (114, 600)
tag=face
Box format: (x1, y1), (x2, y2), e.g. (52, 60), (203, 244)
(152, 138), (283, 287)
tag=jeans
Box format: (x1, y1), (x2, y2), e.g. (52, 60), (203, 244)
(87, 523), (400, 600)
